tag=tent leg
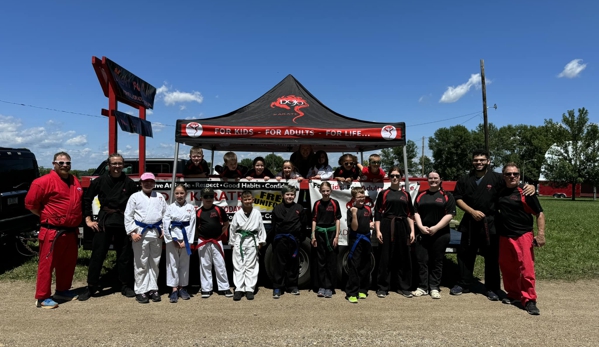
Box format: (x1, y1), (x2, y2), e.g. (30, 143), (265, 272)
(403, 145), (410, 188)
(169, 142), (180, 204)
(210, 148), (215, 174)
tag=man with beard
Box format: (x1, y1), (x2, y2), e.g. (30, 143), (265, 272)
(450, 149), (533, 301)
(79, 153), (139, 301)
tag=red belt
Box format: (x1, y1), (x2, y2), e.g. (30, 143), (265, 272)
(196, 238), (225, 259)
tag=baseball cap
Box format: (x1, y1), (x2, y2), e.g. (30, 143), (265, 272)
(140, 172), (156, 181)
(201, 187), (214, 196)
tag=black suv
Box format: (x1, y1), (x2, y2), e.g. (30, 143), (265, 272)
(0, 147), (39, 240)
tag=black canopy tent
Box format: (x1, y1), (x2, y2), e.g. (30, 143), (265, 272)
(174, 74), (405, 152)
(169, 75), (410, 201)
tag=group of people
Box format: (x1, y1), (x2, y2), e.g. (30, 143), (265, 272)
(25, 147), (546, 316)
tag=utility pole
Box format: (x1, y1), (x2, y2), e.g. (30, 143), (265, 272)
(421, 136), (425, 177)
(481, 59), (489, 152)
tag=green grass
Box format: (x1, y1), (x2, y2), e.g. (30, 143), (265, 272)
(1, 197), (598, 282)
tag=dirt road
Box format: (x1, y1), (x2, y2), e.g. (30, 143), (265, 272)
(0, 280), (596, 346)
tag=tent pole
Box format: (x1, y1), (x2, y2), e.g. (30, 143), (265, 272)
(170, 142), (180, 204)
(210, 148), (215, 174)
(360, 151), (364, 165)
(403, 145), (410, 189)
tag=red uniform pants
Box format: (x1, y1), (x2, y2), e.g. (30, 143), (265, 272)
(499, 232), (537, 305)
(35, 231), (78, 299)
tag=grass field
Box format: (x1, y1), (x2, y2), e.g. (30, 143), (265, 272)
(1, 197), (597, 282)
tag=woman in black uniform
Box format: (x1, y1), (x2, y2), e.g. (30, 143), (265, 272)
(374, 167), (415, 298)
(413, 171), (456, 299)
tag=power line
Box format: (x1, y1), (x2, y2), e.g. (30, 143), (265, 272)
(407, 111), (482, 127)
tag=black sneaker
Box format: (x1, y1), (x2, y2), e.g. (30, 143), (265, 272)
(149, 291), (161, 302)
(399, 290), (413, 298)
(450, 285), (470, 296)
(289, 288), (300, 295)
(221, 289), (234, 298)
(246, 291), (255, 300)
(233, 291), (243, 301)
(201, 291), (212, 299)
(78, 286), (98, 302)
(487, 290), (500, 301)
(376, 290), (387, 298)
(502, 297), (517, 305)
(178, 288), (191, 300)
(273, 289), (281, 299)
(525, 301), (540, 315)
(136, 293), (149, 304)
(121, 285), (136, 298)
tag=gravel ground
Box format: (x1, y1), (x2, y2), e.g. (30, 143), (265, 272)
(0, 280), (597, 346)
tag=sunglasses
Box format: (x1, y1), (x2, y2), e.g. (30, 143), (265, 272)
(343, 162), (354, 166)
(389, 174), (401, 178)
(370, 161), (381, 165)
(203, 195), (214, 199)
(504, 172), (520, 177)
(54, 161), (71, 166)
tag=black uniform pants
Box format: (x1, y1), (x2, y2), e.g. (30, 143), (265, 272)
(456, 231), (500, 291)
(315, 229), (337, 290)
(272, 237), (299, 290)
(345, 238), (372, 297)
(87, 226), (134, 288)
(377, 218), (412, 292)
(415, 231), (450, 291)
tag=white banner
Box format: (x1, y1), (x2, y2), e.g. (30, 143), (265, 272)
(308, 180), (420, 246)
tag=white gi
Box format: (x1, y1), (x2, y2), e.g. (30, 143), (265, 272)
(163, 201), (196, 288)
(229, 208), (266, 292)
(124, 191), (167, 295)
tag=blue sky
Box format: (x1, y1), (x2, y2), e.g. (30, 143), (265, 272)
(1, 0), (597, 170)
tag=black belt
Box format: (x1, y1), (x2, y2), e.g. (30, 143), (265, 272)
(42, 224), (77, 259)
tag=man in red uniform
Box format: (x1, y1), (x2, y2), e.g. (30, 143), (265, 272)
(497, 163), (546, 315)
(25, 151), (83, 309)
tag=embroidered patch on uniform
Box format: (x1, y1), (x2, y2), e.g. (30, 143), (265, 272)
(295, 210), (300, 214)
(487, 184), (492, 190)
(326, 206), (334, 211)
(435, 198), (443, 203)
(210, 212), (218, 218)
(77, 187), (82, 191)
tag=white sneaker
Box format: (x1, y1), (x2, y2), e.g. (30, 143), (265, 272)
(412, 288), (428, 297)
(430, 289), (441, 299)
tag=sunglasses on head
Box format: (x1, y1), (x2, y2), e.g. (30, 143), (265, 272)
(203, 195), (214, 199)
(504, 172), (520, 177)
(389, 174), (401, 178)
(54, 161), (71, 166)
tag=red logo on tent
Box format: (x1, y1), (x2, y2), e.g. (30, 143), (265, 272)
(270, 95), (309, 123)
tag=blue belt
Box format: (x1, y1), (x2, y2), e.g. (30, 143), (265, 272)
(169, 220), (191, 255)
(348, 233), (371, 260)
(134, 220), (163, 236)
(274, 233), (298, 258)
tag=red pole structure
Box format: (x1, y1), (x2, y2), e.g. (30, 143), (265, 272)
(138, 106), (146, 174)
(108, 81), (118, 155)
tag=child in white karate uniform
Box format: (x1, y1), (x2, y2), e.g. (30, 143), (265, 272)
(124, 172), (167, 304)
(163, 184), (196, 303)
(229, 191), (267, 301)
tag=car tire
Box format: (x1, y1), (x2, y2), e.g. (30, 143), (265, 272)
(264, 238), (311, 288)
(338, 247), (376, 281)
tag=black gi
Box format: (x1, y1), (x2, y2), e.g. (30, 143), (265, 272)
(271, 202), (307, 291)
(374, 187), (414, 293)
(453, 170), (504, 291)
(414, 189), (456, 291)
(83, 173), (138, 289)
(345, 205), (373, 297)
(312, 198), (341, 290)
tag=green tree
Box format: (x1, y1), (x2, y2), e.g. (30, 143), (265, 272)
(380, 140), (419, 176)
(39, 166), (52, 175)
(429, 125), (474, 180)
(543, 108), (599, 200)
(419, 155), (435, 177)
(239, 158), (253, 170)
(264, 153), (285, 174)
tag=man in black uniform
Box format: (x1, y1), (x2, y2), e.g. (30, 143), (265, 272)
(79, 153), (139, 300)
(451, 149), (532, 300)
(270, 185), (307, 298)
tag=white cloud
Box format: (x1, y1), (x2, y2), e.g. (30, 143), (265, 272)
(0, 115), (81, 148)
(418, 94), (432, 103)
(65, 135), (87, 146)
(439, 73), (484, 103)
(152, 122), (166, 133)
(156, 84), (204, 106)
(179, 105), (186, 111)
(558, 59), (587, 78)
(146, 109), (153, 115)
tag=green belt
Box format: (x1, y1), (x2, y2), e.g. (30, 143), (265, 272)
(237, 230), (258, 261)
(316, 225), (337, 251)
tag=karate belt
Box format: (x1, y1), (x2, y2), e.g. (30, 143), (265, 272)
(98, 206), (123, 231)
(348, 232), (371, 260)
(466, 217), (491, 246)
(385, 215), (408, 243)
(236, 230), (258, 261)
(169, 220), (191, 255)
(315, 225), (337, 251)
(42, 223), (77, 259)
(273, 233), (299, 258)
(134, 220), (163, 236)
(197, 238), (225, 259)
